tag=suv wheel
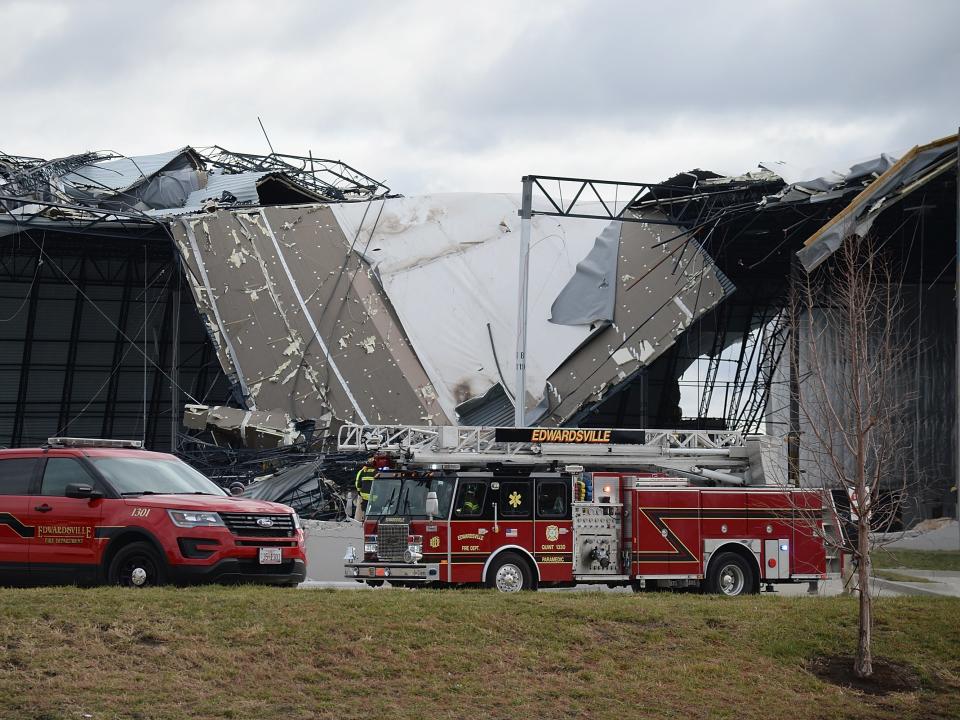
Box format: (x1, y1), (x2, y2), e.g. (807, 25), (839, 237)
(108, 542), (167, 588)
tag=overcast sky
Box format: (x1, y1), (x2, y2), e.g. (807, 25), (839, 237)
(3, 0), (959, 194)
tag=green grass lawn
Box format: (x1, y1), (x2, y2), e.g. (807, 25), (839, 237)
(0, 587), (957, 720)
(872, 550), (960, 571)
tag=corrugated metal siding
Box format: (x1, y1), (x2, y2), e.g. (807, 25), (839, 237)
(0, 238), (230, 450)
(184, 171), (272, 206)
(457, 384), (515, 427)
(768, 283), (956, 520)
(62, 148), (194, 192)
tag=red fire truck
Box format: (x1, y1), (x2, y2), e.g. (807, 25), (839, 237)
(343, 425), (838, 595)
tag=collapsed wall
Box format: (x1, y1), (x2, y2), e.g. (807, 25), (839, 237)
(170, 194), (733, 430)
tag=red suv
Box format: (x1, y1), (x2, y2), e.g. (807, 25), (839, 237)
(0, 438), (307, 587)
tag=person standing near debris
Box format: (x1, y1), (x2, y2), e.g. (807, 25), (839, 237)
(355, 465), (375, 521)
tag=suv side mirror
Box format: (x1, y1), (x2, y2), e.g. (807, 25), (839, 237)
(65, 483), (102, 500)
(425, 491), (439, 518)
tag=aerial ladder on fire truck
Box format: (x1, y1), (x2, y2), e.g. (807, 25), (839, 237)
(337, 423), (778, 486)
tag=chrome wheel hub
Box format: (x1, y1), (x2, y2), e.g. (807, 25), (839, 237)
(131, 567), (148, 587)
(495, 563), (523, 593)
(719, 564), (745, 595)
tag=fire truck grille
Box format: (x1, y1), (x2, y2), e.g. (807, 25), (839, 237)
(220, 512), (295, 537)
(377, 522), (409, 561)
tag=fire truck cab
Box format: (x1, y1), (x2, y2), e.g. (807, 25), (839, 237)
(342, 425), (836, 595)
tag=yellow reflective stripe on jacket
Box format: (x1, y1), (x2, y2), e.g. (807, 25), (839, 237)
(355, 466), (374, 501)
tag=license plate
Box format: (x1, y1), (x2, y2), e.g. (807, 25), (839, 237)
(258, 547), (282, 565)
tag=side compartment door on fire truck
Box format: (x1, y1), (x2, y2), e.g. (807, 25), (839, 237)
(632, 488), (701, 578)
(748, 491), (793, 581)
(666, 489), (701, 577)
(789, 489), (827, 577)
(533, 476), (572, 581)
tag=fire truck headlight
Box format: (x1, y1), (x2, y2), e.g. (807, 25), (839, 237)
(780, 543), (789, 552)
(364, 535), (378, 554)
(404, 534), (423, 563)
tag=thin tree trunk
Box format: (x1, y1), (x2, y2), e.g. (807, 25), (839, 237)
(855, 514), (873, 678)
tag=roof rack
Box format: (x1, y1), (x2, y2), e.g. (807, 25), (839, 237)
(47, 437), (143, 449)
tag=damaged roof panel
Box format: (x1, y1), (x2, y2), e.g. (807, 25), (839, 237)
(171, 204), (450, 426)
(331, 194), (615, 422)
(184, 171), (331, 208)
(174, 192), (734, 430)
(542, 211), (734, 425)
(61, 147), (202, 195)
(797, 134), (958, 271)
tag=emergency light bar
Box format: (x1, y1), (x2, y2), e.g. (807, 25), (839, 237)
(47, 437), (143, 449)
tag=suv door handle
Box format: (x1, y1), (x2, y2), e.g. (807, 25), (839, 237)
(34, 504), (53, 513)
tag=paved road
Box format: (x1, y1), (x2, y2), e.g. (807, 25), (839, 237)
(875, 520), (960, 551)
(300, 577), (893, 596)
(304, 521), (960, 597)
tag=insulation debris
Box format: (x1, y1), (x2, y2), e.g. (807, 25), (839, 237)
(183, 404), (306, 449)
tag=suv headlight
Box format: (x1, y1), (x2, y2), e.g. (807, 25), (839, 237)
(167, 510), (224, 528)
(291, 513), (302, 530)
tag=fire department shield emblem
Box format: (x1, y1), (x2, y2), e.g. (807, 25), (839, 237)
(545, 525), (560, 542)
(429, 536), (440, 549)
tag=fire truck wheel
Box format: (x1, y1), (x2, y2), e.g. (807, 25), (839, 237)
(487, 552), (534, 593)
(705, 552), (756, 597)
(108, 542), (167, 588)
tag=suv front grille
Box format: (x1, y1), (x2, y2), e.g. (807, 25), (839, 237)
(220, 512), (295, 537)
(377, 522), (409, 561)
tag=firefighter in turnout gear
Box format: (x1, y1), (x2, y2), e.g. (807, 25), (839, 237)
(456, 482), (484, 516)
(355, 465), (375, 521)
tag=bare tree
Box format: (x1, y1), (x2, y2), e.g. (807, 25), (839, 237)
(790, 232), (914, 679)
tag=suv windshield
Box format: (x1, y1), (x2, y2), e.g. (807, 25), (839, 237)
(365, 475), (454, 518)
(92, 457), (226, 496)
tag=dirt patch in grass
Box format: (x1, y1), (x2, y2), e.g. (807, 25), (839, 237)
(808, 655), (921, 695)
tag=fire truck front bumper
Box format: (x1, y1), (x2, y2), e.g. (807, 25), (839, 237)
(344, 562), (442, 582)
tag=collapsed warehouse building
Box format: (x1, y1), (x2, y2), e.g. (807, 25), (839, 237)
(0, 135), (957, 521)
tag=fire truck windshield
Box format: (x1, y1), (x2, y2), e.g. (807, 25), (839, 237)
(365, 475), (455, 518)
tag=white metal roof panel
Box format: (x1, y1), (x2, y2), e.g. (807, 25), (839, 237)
(61, 148), (194, 192)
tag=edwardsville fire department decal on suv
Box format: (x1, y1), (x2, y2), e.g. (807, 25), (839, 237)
(0, 438), (307, 587)
(37, 523), (93, 544)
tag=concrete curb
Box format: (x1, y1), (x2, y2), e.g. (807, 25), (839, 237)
(897, 569), (960, 579)
(871, 577), (958, 598)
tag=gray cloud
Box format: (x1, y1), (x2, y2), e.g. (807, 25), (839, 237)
(2, 0), (958, 193)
